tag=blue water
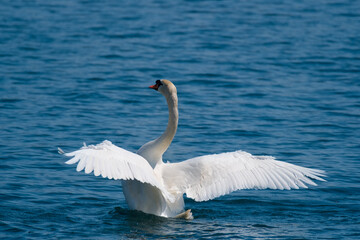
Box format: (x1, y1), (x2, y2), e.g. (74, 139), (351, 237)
(1, 0), (360, 239)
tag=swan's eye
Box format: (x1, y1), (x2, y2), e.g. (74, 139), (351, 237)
(156, 80), (163, 86)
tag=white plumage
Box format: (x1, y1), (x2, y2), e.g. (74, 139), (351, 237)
(60, 79), (325, 219)
(161, 150), (325, 202)
(63, 140), (175, 203)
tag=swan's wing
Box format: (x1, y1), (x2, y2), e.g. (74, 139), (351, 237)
(59, 140), (174, 202)
(162, 150), (326, 202)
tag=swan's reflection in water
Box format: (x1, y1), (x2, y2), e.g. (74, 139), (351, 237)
(104, 196), (299, 240)
(108, 206), (196, 238)
(105, 205), (265, 239)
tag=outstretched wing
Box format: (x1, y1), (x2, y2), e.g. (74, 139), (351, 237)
(162, 150), (326, 202)
(60, 140), (174, 202)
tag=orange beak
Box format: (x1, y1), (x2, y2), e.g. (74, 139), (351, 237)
(149, 80), (162, 91)
(149, 84), (158, 90)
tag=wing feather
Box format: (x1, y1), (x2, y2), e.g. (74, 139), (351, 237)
(60, 140), (174, 202)
(162, 150), (325, 202)
(85, 157), (94, 174)
(76, 157), (86, 172)
(94, 158), (100, 177)
(65, 155), (80, 165)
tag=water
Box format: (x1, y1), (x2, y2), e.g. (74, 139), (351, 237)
(1, 0), (360, 239)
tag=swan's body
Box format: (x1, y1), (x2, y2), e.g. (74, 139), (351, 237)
(60, 79), (325, 219)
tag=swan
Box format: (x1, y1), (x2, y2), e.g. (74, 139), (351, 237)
(59, 79), (325, 219)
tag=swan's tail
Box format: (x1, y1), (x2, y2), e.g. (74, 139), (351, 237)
(175, 209), (193, 220)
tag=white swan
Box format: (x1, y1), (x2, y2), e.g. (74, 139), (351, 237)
(59, 79), (325, 219)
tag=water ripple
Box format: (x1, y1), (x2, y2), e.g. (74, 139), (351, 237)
(1, 0), (359, 239)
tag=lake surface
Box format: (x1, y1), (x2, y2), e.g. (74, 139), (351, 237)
(1, 0), (360, 239)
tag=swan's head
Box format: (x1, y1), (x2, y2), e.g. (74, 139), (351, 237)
(149, 79), (177, 97)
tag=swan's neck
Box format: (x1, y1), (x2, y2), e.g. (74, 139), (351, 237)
(156, 93), (178, 153)
(137, 92), (178, 168)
